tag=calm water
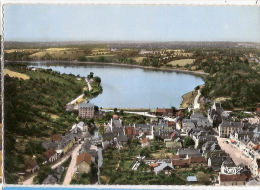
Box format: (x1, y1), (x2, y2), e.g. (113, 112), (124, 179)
(30, 62), (204, 109)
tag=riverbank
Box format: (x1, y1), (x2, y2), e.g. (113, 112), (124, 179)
(6, 60), (209, 77)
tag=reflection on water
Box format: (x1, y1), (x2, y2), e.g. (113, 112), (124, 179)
(30, 62), (204, 108)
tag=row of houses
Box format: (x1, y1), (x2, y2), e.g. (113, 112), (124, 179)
(26, 122), (88, 175)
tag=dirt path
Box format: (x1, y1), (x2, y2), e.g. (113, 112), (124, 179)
(63, 143), (82, 185)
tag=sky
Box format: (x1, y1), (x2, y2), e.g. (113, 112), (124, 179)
(3, 4), (260, 42)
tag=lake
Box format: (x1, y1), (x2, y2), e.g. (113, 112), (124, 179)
(29, 62), (204, 109)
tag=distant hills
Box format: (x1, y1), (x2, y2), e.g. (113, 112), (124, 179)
(5, 41), (260, 49)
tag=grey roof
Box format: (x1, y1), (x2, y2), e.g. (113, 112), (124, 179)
(135, 124), (152, 130)
(42, 175), (58, 184)
(187, 176), (197, 182)
(154, 162), (173, 173)
(220, 120), (244, 129)
(112, 119), (122, 128)
(177, 148), (201, 157)
(42, 141), (58, 150)
(210, 142), (221, 152)
(117, 135), (128, 143)
(102, 132), (115, 140)
(222, 157), (236, 167)
(210, 156), (229, 167)
(78, 101), (95, 108)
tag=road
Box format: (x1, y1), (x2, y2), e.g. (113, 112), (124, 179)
(124, 111), (157, 118)
(22, 144), (80, 185)
(217, 137), (253, 166)
(63, 143), (82, 185)
(193, 89), (201, 109)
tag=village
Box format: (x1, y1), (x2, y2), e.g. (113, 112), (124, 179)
(20, 71), (260, 186)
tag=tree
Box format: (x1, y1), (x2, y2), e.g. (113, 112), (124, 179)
(114, 108), (118, 113)
(183, 136), (195, 148)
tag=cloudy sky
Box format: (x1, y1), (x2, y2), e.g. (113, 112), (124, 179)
(4, 4), (260, 42)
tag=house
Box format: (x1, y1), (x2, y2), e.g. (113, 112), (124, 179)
(125, 126), (136, 138)
(43, 149), (58, 163)
(250, 158), (260, 178)
(220, 158), (243, 175)
(76, 152), (92, 174)
(71, 122), (87, 132)
(25, 160), (39, 173)
(56, 132), (76, 154)
(134, 124), (154, 139)
(42, 175), (58, 184)
(154, 129), (172, 142)
(140, 138), (150, 148)
(208, 101), (224, 125)
(193, 134), (216, 149)
(42, 166), (64, 184)
(116, 134), (128, 148)
(218, 173), (250, 185)
(218, 120), (244, 138)
(208, 156), (229, 171)
(189, 156), (206, 166)
(167, 121), (176, 127)
(154, 162), (173, 175)
(78, 101), (95, 119)
(182, 119), (195, 133)
(172, 158), (190, 168)
(51, 134), (62, 142)
(155, 108), (173, 117)
(176, 148), (202, 158)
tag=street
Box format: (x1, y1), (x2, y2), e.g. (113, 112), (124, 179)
(63, 143), (82, 185)
(217, 137), (253, 166)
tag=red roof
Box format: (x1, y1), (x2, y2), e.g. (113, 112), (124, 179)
(156, 108), (173, 113)
(76, 152), (92, 165)
(168, 121), (176, 126)
(113, 114), (119, 119)
(176, 110), (184, 117)
(170, 132), (177, 139)
(256, 107), (260, 113)
(51, 134), (62, 142)
(189, 156), (206, 163)
(219, 174), (248, 182)
(150, 163), (159, 168)
(26, 160), (38, 169)
(125, 126), (135, 136)
(141, 138), (149, 144)
(171, 155), (180, 160)
(43, 149), (56, 159)
(172, 159), (189, 166)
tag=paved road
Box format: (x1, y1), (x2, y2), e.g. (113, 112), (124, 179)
(217, 137), (253, 166)
(63, 143), (82, 185)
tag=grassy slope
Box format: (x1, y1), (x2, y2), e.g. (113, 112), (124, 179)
(4, 64), (85, 183)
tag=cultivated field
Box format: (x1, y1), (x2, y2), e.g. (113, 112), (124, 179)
(4, 68), (30, 80)
(167, 59), (195, 67)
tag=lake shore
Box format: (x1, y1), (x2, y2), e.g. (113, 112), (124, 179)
(7, 60), (209, 77)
